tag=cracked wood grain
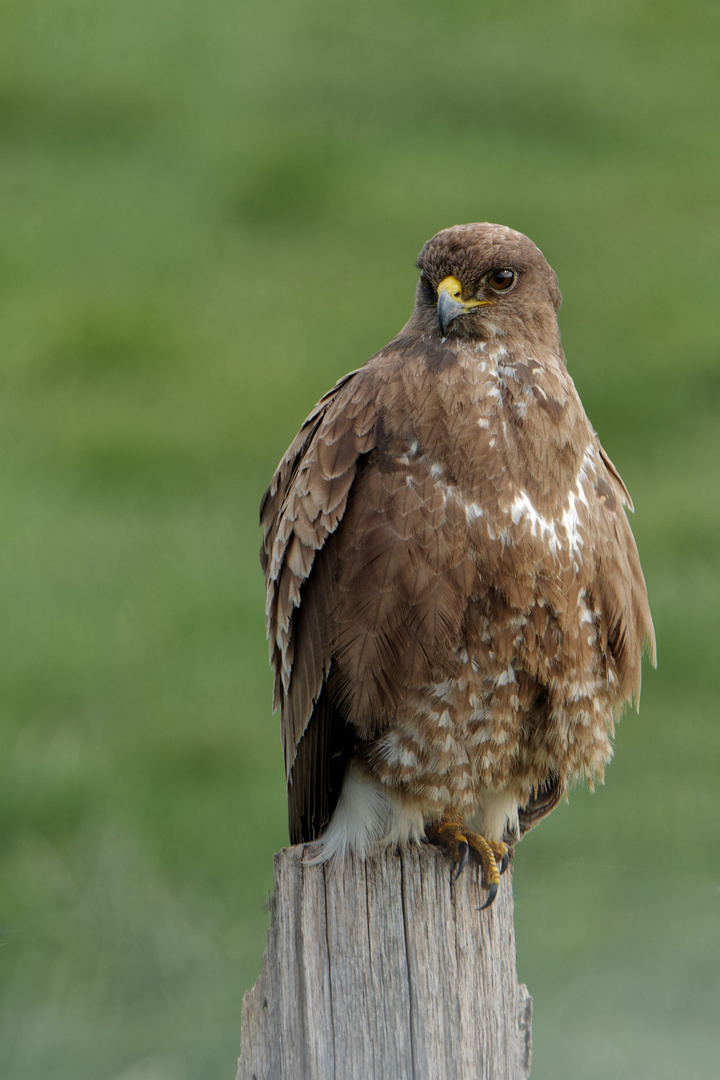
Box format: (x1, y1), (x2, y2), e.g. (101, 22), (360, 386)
(237, 845), (532, 1080)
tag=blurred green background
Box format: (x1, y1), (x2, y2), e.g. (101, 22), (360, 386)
(1, 1), (718, 1077)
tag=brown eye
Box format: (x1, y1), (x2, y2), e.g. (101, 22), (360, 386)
(487, 269), (515, 292)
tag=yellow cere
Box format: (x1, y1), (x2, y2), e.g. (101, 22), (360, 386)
(437, 275), (464, 300)
(436, 275), (491, 308)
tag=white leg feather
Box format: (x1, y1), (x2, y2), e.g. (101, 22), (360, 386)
(467, 788), (520, 842)
(303, 764), (425, 866)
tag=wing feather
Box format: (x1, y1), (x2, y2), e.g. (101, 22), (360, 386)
(592, 438), (657, 703)
(260, 368), (375, 799)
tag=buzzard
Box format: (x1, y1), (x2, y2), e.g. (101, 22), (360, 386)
(260, 223), (655, 906)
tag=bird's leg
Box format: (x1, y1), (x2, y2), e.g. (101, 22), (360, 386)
(426, 810), (510, 909)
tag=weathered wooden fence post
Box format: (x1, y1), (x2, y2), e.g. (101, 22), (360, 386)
(237, 844), (532, 1080)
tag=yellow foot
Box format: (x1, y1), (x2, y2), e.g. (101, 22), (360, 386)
(426, 820), (510, 909)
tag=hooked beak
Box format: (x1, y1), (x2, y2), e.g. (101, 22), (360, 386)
(437, 288), (467, 337)
(436, 275), (492, 337)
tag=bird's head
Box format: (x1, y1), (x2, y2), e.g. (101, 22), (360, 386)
(413, 223), (562, 346)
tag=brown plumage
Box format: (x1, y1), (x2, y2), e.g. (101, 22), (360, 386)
(260, 223), (655, 890)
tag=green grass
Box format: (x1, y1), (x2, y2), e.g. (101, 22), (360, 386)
(1, 2), (719, 1077)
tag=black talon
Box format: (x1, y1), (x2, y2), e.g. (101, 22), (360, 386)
(499, 852), (509, 875)
(451, 839), (469, 882)
(479, 881), (499, 910)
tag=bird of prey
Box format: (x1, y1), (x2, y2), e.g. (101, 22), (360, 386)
(260, 223), (655, 906)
